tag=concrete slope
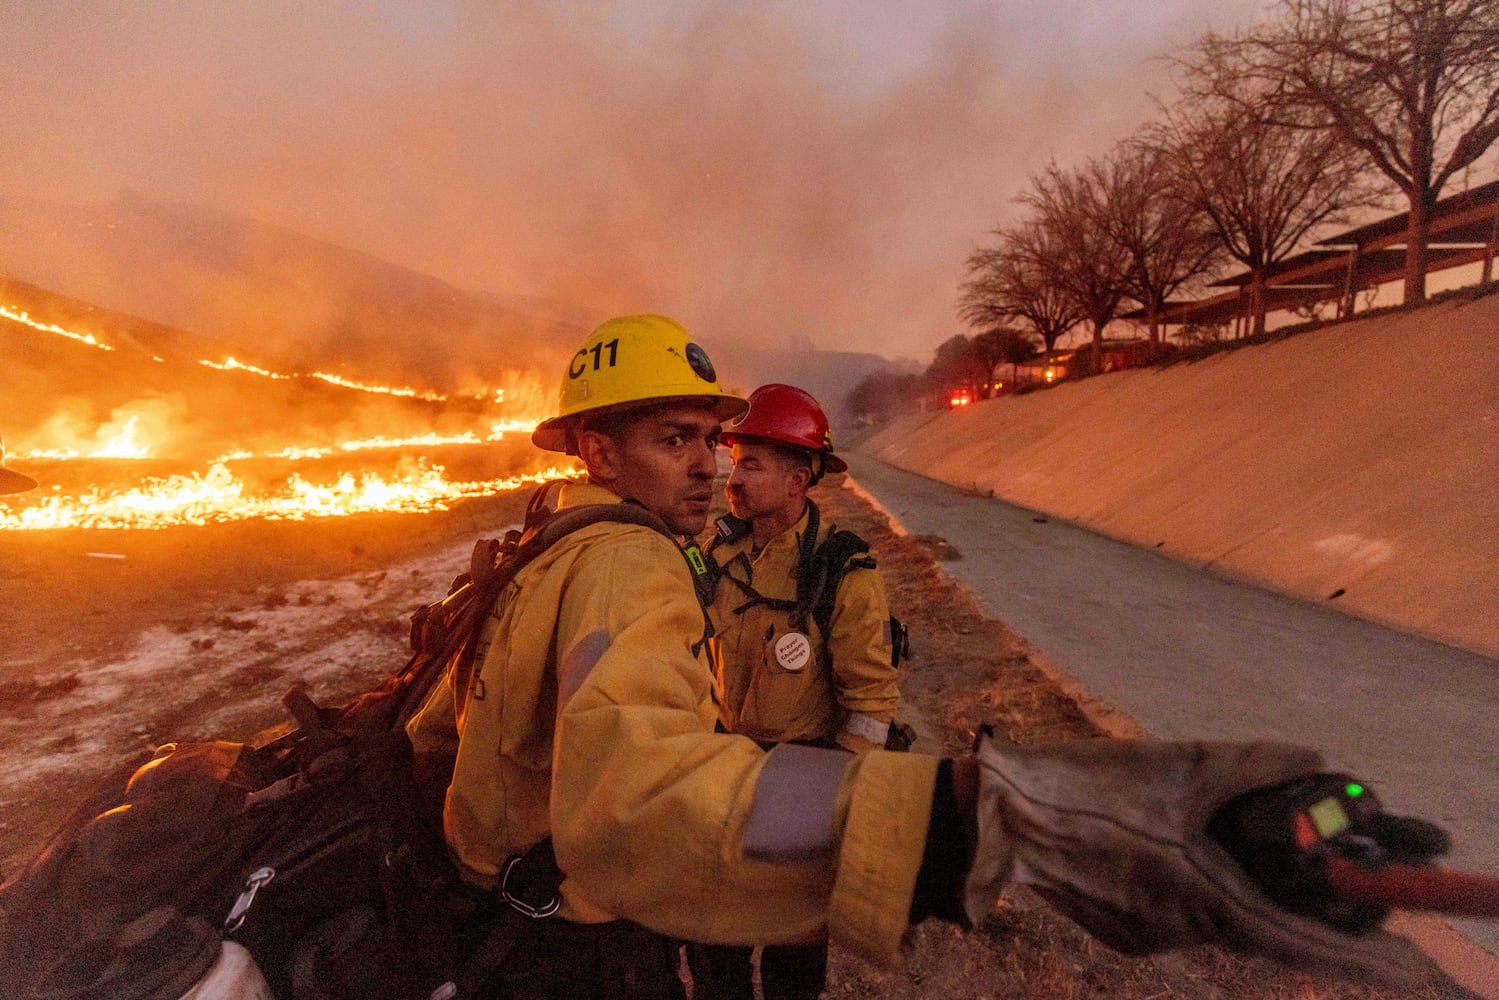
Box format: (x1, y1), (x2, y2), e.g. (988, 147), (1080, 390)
(858, 292), (1499, 658)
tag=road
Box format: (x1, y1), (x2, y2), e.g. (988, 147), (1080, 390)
(845, 454), (1499, 958)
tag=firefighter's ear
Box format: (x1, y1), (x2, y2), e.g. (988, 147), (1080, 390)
(575, 427), (621, 481)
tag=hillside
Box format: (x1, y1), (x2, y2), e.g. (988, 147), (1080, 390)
(0, 192), (583, 393)
(0, 276), (513, 461)
(858, 290), (1499, 659)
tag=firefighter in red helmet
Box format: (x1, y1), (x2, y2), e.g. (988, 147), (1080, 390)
(691, 384), (904, 1000)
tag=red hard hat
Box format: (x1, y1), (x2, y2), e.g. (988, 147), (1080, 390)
(722, 383), (847, 475)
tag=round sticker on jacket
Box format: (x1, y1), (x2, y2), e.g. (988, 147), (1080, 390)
(774, 631), (811, 672)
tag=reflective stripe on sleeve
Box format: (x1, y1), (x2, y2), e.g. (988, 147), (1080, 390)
(742, 743), (852, 863)
(841, 712), (890, 746)
(559, 629), (611, 704)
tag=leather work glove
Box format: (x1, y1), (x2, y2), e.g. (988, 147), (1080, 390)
(962, 733), (1431, 987)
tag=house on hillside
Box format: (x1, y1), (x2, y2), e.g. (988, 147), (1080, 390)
(1011, 350), (1074, 389)
(1002, 339), (1170, 392)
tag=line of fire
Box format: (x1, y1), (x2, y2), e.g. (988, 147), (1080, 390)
(0, 285), (575, 530)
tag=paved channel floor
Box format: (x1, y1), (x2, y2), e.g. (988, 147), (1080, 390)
(845, 454), (1499, 957)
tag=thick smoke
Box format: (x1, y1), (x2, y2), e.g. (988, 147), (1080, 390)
(0, 2), (1270, 366)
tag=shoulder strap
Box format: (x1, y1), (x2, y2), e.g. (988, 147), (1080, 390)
(804, 524), (874, 643)
(388, 494), (685, 732)
(802, 530), (908, 667)
(525, 495), (715, 650)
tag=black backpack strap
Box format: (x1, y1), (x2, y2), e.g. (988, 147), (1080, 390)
(526, 497), (715, 654)
(800, 521), (909, 663)
(394, 493), (691, 733)
(804, 522), (873, 643)
(689, 513), (750, 612)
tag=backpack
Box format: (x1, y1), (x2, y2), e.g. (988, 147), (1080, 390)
(0, 487), (684, 1000)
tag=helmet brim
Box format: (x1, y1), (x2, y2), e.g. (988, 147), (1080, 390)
(532, 392), (750, 453)
(0, 467), (38, 495)
(720, 431), (848, 475)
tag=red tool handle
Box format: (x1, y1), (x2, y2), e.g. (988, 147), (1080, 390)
(1328, 856), (1499, 917)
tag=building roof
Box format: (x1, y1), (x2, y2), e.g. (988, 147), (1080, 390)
(1127, 179), (1498, 327)
(1316, 179), (1499, 247)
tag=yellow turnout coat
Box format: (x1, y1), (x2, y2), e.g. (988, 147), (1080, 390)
(707, 505), (901, 752)
(406, 482), (934, 962)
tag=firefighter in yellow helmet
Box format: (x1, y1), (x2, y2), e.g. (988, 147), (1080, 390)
(407, 314), (1433, 999)
(691, 383), (904, 1000)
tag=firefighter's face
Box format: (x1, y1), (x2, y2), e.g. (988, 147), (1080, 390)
(603, 403), (722, 535)
(725, 440), (808, 524)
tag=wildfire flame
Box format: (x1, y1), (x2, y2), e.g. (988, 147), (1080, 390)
(1, 462), (579, 531)
(24, 422), (539, 464)
(0, 304), (114, 351)
(3, 302), (567, 532)
(21, 415), (154, 461)
(7, 303), (495, 404)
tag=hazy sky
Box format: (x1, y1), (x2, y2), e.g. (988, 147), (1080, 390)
(0, 1), (1274, 361)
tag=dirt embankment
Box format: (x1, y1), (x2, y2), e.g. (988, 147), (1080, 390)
(857, 292), (1499, 659)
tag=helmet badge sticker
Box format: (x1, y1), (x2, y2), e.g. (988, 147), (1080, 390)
(684, 342), (717, 383)
(774, 631), (811, 672)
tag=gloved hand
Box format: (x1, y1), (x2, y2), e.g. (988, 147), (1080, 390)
(963, 733), (1431, 987)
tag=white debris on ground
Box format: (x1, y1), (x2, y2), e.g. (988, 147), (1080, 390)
(0, 531), (511, 850)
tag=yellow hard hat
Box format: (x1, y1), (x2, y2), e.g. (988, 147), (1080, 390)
(533, 314), (748, 453)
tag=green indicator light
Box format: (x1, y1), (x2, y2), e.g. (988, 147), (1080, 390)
(1346, 782), (1364, 798)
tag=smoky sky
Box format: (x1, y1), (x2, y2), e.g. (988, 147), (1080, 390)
(0, 1), (1272, 361)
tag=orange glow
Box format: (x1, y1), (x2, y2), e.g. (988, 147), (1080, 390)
(21, 415), (154, 460)
(89, 415), (151, 458)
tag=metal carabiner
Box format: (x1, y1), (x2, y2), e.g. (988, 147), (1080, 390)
(499, 855), (561, 919)
(223, 866), (276, 933)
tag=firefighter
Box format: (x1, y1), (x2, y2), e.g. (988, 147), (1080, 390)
(406, 314), (1427, 999)
(0, 435), (37, 494)
(692, 383), (901, 999)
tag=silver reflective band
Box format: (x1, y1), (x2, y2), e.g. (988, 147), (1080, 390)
(559, 628), (611, 704)
(842, 712), (891, 746)
(742, 743), (851, 863)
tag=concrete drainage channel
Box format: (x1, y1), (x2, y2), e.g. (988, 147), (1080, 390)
(842, 459), (1499, 998)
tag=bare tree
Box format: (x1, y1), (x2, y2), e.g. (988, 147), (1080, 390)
(1146, 82), (1364, 336)
(1197, 0), (1499, 302)
(1018, 162), (1133, 372)
(959, 224), (1084, 353)
(1099, 142), (1221, 348)
(846, 371), (925, 425)
(972, 326), (1039, 366)
(971, 326), (1039, 396)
